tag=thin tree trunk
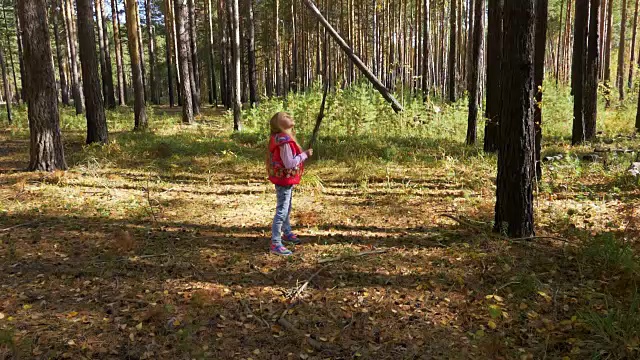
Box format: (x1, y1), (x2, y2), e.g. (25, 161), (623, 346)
(275, 0), (282, 96)
(484, 0), (502, 153)
(146, 0), (159, 104)
(604, 0), (613, 84)
(165, 0), (176, 107)
(77, 0), (109, 144)
(534, 0), (549, 179)
(628, 0), (639, 88)
(572, 0), (588, 145)
(422, 0), (431, 97)
(229, 0), (242, 130)
(135, 4), (147, 101)
(2, 5), (18, 103)
(124, 0), (148, 129)
(494, 0), (536, 238)
(218, 0), (228, 107)
(175, 0), (194, 123)
(555, 0), (565, 85)
(248, 0), (257, 107)
(207, 0), (218, 105)
(188, 0), (201, 113)
(52, 3), (70, 105)
(14, 3), (25, 102)
(0, 46), (11, 123)
(585, 0), (601, 140)
(62, 0), (84, 114)
(17, 0), (67, 171)
(466, 0), (484, 145)
(95, 0), (116, 109)
(448, 0), (457, 102)
(618, 0), (628, 100)
(112, 0), (126, 105)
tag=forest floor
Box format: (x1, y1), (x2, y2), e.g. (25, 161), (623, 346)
(1, 102), (640, 359)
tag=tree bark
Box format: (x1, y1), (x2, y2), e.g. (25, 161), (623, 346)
(136, 4), (147, 101)
(124, 0), (148, 129)
(52, 4), (70, 106)
(14, 3), (25, 103)
(77, 0), (108, 144)
(229, 0), (242, 130)
(248, 0), (257, 107)
(555, 0), (565, 85)
(466, 0), (484, 145)
(422, 0), (431, 97)
(494, 0), (536, 238)
(571, 0), (588, 145)
(146, 0), (159, 104)
(174, 0), (194, 123)
(165, 0), (175, 107)
(448, 0), (457, 102)
(95, 0), (116, 109)
(62, 0), (84, 114)
(207, 0), (218, 105)
(585, 0), (601, 140)
(302, 0), (404, 112)
(618, 0), (628, 100)
(628, 0), (639, 88)
(218, 0), (228, 107)
(275, 0), (282, 96)
(534, 0), (548, 180)
(484, 0), (502, 153)
(0, 46), (12, 123)
(112, 0), (126, 105)
(188, 0), (201, 113)
(17, 0), (67, 171)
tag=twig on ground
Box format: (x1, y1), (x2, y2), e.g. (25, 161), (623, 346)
(497, 281), (521, 291)
(277, 317), (326, 351)
(439, 214), (487, 230)
(318, 249), (388, 264)
(94, 253), (170, 265)
(508, 236), (572, 244)
(240, 300), (270, 328)
(0, 221), (36, 232)
(290, 266), (327, 301)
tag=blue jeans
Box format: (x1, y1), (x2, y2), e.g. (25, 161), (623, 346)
(271, 185), (293, 245)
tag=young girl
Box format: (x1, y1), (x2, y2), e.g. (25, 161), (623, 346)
(266, 112), (313, 256)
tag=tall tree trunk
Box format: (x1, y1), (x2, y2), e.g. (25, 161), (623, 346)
(494, 0), (536, 238)
(555, 0), (565, 85)
(112, 0), (126, 105)
(229, 0), (242, 130)
(124, 0), (148, 129)
(422, 0), (431, 97)
(146, 0), (159, 104)
(604, 0), (613, 83)
(2, 4), (18, 103)
(466, 0), (484, 145)
(62, 0), (84, 114)
(275, 0), (282, 96)
(218, 0), (228, 107)
(448, 0), (457, 102)
(534, 0), (548, 180)
(17, 0), (67, 171)
(95, 0), (116, 109)
(484, 0), (502, 153)
(174, 0), (194, 123)
(52, 3), (70, 105)
(585, 0), (601, 140)
(188, 0), (201, 113)
(165, 0), (175, 107)
(77, 0), (109, 144)
(135, 4), (147, 101)
(207, 0), (218, 105)
(0, 46), (12, 123)
(628, 0), (639, 88)
(248, 0), (257, 107)
(99, 0), (116, 108)
(618, 0), (628, 100)
(572, 0), (588, 145)
(14, 3), (25, 102)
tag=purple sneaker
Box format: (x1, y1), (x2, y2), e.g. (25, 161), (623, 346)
(282, 233), (302, 245)
(270, 244), (293, 256)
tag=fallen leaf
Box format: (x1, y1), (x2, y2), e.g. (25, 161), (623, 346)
(488, 321), (497, 330)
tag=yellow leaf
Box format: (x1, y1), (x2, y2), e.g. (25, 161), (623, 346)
(68, 311), (78, 317)
(7, 316), (14, 321)
(0, 313), (5, 320)
(253, 349), (260, 355)
(136, 322), (143, 330)
(562, 357), (570, 360)
(23, 304), (32, 310)
(519, 303), (528, 310)
(488, 321), (497, 329)
(173, 319), (181, 326)
(129, 333), (135, 341)
(67, 340), (75, 346)
(475, 329), (485, 337)
(538, 291), (552, 302)
(571, 316), (577, 322)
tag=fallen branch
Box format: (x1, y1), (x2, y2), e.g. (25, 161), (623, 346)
(290, 266), (327, 301)
(508, 236), (572, 244)
(240, 300), (269, 328)
(0, 221), (36, 232)
(439, 214), (486, 230)
(277, 317), (326, 351)
(318, 249), (388, 264)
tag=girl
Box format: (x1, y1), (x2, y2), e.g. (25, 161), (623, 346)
(266, 112), (313, 256)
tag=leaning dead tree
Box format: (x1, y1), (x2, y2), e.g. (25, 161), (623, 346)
(301, 0), (404, 113)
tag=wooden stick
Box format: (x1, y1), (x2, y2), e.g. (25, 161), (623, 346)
(317, 249), (388, 264)
(0, 221), (35, 232)
(277, 317), (326, 350)
(301, 0), (404, 113)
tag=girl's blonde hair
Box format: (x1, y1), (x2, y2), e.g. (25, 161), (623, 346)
(270, 112), (289, 135)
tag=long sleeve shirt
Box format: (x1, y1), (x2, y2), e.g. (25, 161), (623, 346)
(280, 144), (308, 169)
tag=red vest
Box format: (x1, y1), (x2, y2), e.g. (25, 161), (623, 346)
(267, 133), (304, 186)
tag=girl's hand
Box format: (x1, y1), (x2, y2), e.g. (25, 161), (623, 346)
(305, 149), (314, 157)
